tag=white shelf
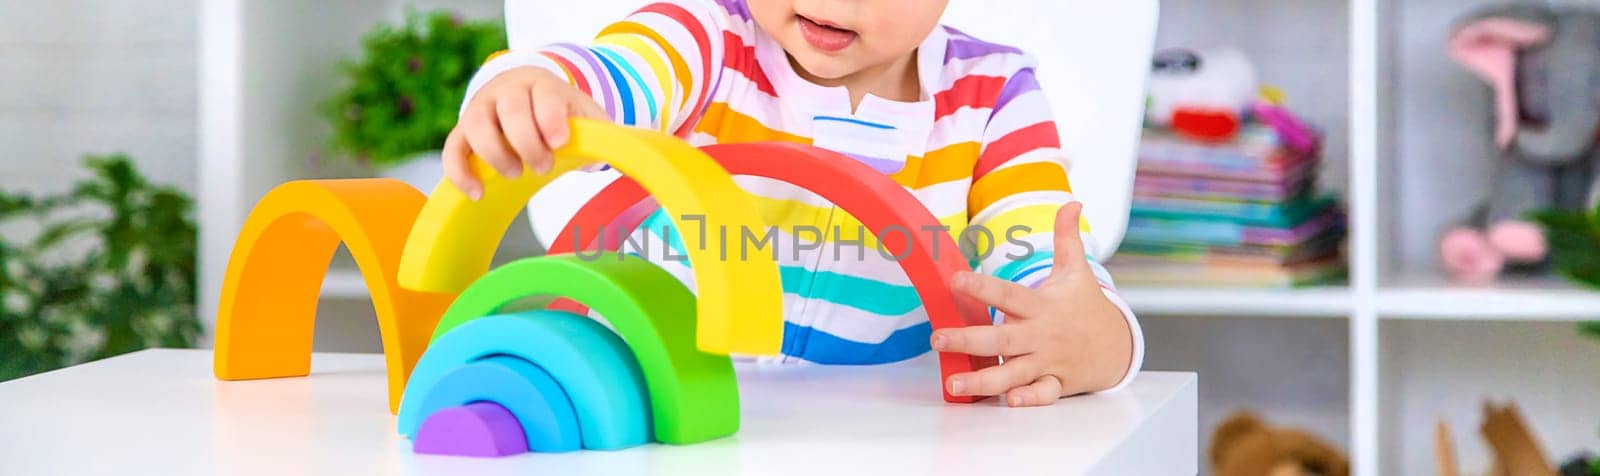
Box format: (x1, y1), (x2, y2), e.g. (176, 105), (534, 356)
(1122, 286), (1353, 318)
(1376, 273), (1600, 322)
(1120, 279), (1600, 321)
(1119, 277), (1600, 322)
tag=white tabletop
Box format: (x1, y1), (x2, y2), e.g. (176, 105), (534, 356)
(0, 349), (1196, 476)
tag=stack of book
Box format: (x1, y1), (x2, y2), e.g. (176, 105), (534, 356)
(1108, 124), (1347, 288)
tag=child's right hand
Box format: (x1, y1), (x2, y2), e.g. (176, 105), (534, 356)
(443, 66), (608, 200)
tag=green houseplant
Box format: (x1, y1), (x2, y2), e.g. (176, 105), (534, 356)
(1529, 206), (1600, 340)
(0, 155), (200, 381)
(1532, 206), (1600, 475)
(322, 9), (506, 190)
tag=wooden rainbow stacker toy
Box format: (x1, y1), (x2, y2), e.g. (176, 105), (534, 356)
(213, 119), (997, 457)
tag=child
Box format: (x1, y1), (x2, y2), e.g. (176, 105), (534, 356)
(443, 0), (1143, 406)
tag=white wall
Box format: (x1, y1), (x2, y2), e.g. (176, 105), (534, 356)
(232, 0), (500, 204)
(0, 0), (197, 197)
(235, 0), (389, 208)
(394, 0), (503, 21)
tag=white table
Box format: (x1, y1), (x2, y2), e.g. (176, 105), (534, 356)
(0, 349), (1196, 475)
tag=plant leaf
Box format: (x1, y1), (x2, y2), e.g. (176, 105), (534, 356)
(1581, 321), (1600, 340)
(31, 218), (98, 251)
(0, 153), (199, 379)
(1529, 209), (1600, 290)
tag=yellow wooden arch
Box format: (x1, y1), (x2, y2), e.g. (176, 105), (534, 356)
(397, 119), (783, 355)
(214, 180), (457, 413)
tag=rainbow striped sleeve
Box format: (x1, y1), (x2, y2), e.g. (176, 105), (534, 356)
(462, 0), (728, 137)
(967, 63), (1144, 391)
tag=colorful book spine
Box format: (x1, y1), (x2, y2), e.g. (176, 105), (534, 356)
(1131, 194), (1336, 228)
(1125, 209), (1344, 248)
(1133, 172), (1313, 202)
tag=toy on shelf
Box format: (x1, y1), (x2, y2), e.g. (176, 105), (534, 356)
(1433, 401), (1600, 476)
(1210, 410), (1349, 476)
(1251, 101), (1320, 157)
(1146, 46), (1322, 156)
(1440, 6), (1600, 284)
(212, 119), (1001, 458)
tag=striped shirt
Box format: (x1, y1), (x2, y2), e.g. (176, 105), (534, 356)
(466, 0), (1143, 390)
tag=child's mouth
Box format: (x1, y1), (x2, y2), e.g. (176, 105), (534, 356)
(797, 14), (856, 52)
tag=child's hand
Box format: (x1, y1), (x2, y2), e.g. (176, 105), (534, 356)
(443, 66), (608, 200)
(931, 202), (1135, 407)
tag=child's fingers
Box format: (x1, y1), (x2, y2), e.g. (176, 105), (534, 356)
(463, 102), (521, 179)
(495, 88), (550, 175)
(570, 93), (608, 120)
(533, 81), (573, 165)
(1005, 374), (1063, 407)
(945, 355), (1042, 397)
(441, 128), (483, 201)
(932, 322), (1041, 358)
(1051, 202), (1093, 275)
(951, 271), (1046, 319)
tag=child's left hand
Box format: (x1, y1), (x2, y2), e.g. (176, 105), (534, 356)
(931, 202), (1135, 407)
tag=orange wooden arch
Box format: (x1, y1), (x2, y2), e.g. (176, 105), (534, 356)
(213, 180), (457, 413)
(551, 142), (1000, 403)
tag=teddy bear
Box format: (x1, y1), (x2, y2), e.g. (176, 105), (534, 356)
(1211, 411), (1351, 476)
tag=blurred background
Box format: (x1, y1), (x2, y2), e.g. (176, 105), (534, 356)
(1, 1), (1598, 474)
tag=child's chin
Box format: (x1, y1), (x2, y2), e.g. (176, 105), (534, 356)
(790, 53), (858, 80)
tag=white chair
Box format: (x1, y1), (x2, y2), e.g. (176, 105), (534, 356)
(507, 0), (1159, 260)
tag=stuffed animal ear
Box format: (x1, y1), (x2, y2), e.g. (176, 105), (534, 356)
(1210, 411), (1268, 471)
(1447, 16), (1552, 147)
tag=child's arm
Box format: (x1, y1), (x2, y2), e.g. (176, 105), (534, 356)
(444, 0), (732, 197)
(931, 63), (1144, 405)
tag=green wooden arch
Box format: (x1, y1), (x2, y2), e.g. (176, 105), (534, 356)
(426, 253), (739, 444)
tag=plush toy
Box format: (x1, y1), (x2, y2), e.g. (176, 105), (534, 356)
(1147, 47), (1260, 141)
(1439, 5), (1600, 283)
(1435, 401), (1565, 476)
(1211, 411), (1350, 476)
(1253, 101), (1322, 156)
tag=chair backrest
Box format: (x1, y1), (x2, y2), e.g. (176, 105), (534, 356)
(508, 0), (1159, 259)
